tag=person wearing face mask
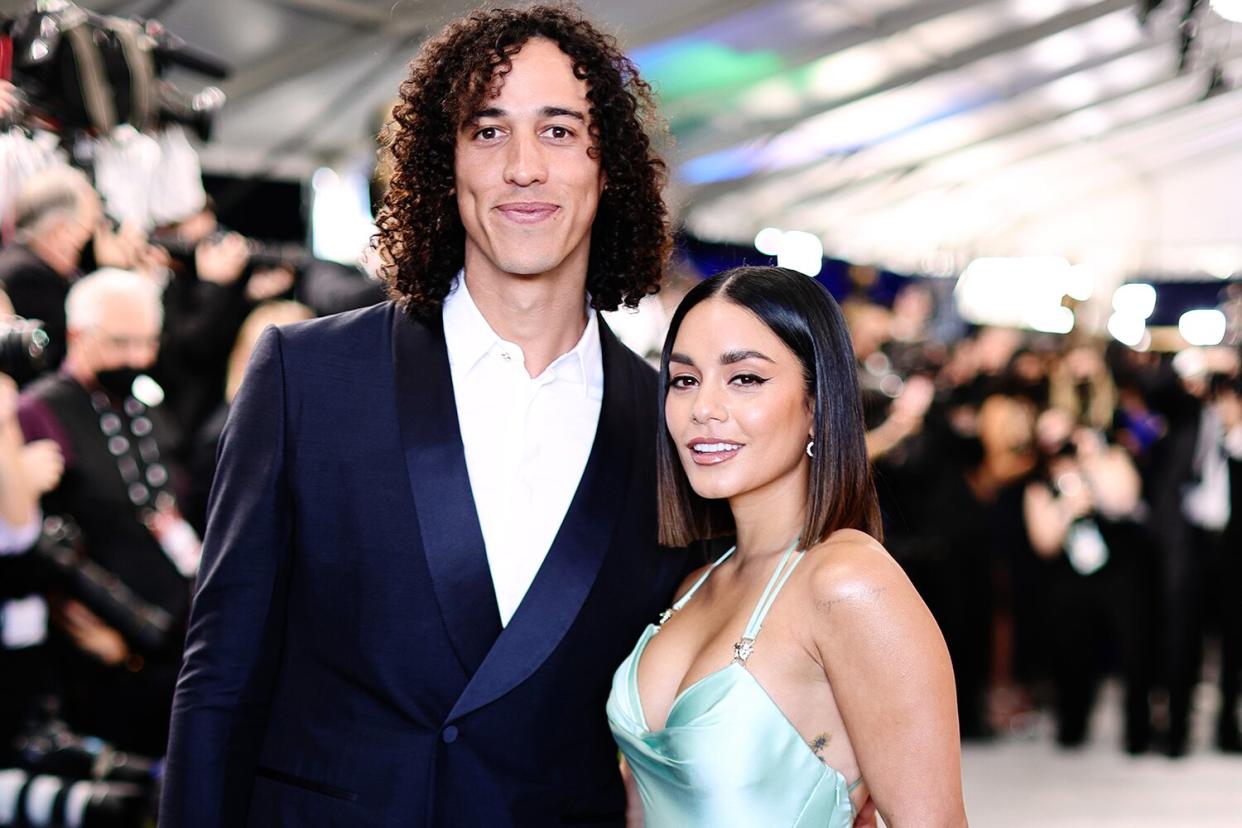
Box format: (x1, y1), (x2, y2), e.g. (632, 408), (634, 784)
(15, 267), (196, 757)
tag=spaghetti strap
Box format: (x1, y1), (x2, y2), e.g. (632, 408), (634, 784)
(657, 546), (736, 625)
(734, 543), (804, 663)
(742, 543), (802, 637)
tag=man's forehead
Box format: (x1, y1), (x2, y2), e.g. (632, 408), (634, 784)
(477, 38), (589, 107)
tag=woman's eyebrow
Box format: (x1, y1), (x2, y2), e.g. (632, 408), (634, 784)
(721, 349), (774, 365)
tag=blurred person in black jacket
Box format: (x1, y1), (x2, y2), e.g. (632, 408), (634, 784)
(182, 299), (313, 535)
(1, 166), (168, 381)
(154, 205), (296, 444)
(16, 268), (196, 756)
(1143, 347), (1240, 755)
(0, 168), (103, 376)
(1023, 410), (1154, 752)
(1214, 377), (1242, 751)
(0, 371), (65, 763)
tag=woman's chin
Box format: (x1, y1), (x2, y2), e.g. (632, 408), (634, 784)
(685, 475), (740, 502)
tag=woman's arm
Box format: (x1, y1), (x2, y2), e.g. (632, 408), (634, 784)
(620, 756), (644, 828)
(811, 534), (967, 828)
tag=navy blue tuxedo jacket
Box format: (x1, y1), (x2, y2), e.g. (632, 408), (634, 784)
(160, 302), (686, 826)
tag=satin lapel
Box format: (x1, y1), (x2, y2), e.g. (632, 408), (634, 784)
(391, 308), (501, 676)
(448, 316), (640, 720)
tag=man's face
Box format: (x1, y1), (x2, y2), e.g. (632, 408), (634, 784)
(454, 37), (604, 285)
(77, 294), (162, 376)
(53, 192), (103, 271)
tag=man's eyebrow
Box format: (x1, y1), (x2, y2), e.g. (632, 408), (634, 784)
(465, 107), (505, 125)
(540, 106), (585, 122)
(464, 106), (586, 124)
(721, 349), (775, 365)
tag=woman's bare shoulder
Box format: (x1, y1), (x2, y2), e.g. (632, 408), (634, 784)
(801, 529), (920, 618)
(667, 561), (714, 606)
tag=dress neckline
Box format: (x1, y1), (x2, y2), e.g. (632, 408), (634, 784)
(632, 541), (802, 733)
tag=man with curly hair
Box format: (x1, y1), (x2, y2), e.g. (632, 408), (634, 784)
(160, 5), (685, 827)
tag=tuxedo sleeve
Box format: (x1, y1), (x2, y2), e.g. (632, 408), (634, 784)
(160, 325), (293, 827)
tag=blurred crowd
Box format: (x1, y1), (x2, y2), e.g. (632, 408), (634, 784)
(0, 78), (384, 811)
(850, 284), (1242, 758)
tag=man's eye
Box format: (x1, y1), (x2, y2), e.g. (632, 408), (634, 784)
(475, 127), (500, 140)
(545, 125), (571, 139)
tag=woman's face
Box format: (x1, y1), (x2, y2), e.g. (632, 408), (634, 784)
(665, 297), (814, 503)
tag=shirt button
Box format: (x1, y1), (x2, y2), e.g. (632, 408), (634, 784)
(500, 352), (511, 360)
(442, 725), (459, 744)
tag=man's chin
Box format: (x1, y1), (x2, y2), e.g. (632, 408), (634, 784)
(488, 255), (570, 279)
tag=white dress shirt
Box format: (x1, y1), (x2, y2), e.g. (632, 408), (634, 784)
(442, 276), (603, 626)
(1183, 408), (1242, 532)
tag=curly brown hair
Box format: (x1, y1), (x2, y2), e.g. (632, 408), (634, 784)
(374, 4), (671, 318)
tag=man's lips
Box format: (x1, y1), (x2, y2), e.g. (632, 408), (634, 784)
(495, 202), (559, 224)
(686, 438), (744, 466)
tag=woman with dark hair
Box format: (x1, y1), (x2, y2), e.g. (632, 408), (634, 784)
(608, 267), (965, 827)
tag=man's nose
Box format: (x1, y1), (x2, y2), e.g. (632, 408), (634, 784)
(503, 132), (548, 187)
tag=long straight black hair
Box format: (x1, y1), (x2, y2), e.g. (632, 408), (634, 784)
(656, 266), (882, 548)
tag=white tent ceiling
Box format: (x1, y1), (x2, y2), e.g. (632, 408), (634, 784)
(6, 0), (1240, 281)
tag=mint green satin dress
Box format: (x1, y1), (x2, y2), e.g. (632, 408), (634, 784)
(607, 545), (861, 827)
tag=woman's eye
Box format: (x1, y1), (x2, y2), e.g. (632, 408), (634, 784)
(669, 375), (697, 389)
(731, 374), (768, 386)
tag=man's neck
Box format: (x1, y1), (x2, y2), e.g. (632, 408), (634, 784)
(463, 267), (590, 379)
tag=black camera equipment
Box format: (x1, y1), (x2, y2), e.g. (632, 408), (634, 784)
(0, 317), (49, 381)
(31, 515), (176, 655)
(16, 716), (154, 786)
(1, 0), (230, 140)
(155, 233), (315, 276)
(0, 712), (155, 828)
(0, 768), (148, 828)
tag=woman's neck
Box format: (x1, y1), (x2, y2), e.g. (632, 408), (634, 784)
(728, 471), (809, 567)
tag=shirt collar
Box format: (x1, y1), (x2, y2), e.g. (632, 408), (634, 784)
(442, 271), (603, 395)
(442, 272), (501, 376)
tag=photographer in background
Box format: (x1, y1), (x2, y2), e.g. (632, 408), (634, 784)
(1212, 375), (1242, 752)
(153, 203), (295, 442)
(0, 371), (65, 764)
(17, 269), (195, 757)
(1023, 410), (1154, 753)
(0, 168), (102, 376)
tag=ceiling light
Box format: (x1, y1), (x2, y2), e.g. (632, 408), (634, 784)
(754, 227), (784, 256)
(1111, 283), (1157, 319)
(1178, 309), (1227, 346)
(777, 231), (824, 277)
(1107, 312), (1147, 347)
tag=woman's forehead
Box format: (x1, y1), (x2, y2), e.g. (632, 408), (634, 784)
(673, 299), (795, 363)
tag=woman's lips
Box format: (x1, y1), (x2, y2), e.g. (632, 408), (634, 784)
(687, 440), (743, 465)
(496, 202), (559, 224)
